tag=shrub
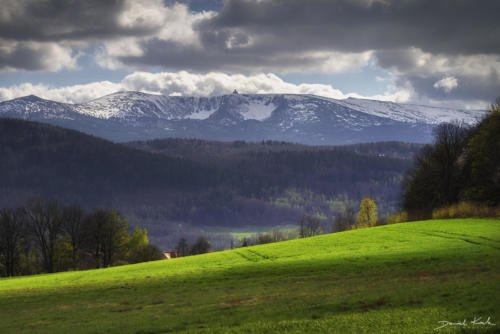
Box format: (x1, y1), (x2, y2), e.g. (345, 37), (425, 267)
(432, 201), (500, 219)
(386, 211), (408, 225)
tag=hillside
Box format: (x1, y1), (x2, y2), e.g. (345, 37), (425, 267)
(0, 219), (498, 333)
(0, 92), (485, 144)
(0, 119), (419, 248)
(0, 118), (211, 207)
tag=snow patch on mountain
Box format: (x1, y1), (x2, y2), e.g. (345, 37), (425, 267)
(185, 108), (217, 120)
(241, 102), (276, 120)
(334, 97), (483, 125)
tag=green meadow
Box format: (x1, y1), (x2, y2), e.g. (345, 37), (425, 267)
(0, 218), (499, 333)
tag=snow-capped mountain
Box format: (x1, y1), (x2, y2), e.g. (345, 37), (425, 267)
(0, 91), (486, 144)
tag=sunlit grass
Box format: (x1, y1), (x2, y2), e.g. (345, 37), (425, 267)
(0, 218), (499, 333)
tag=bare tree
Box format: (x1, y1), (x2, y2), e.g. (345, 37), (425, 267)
(61, 204), (85, 268)
(299, 215), (321, 238)
(334, 206), (356, 232)
(25, 198), (62, 273)
(0, 208), (25, 276)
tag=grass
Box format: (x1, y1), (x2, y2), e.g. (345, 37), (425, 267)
(0, 218), (499, 333)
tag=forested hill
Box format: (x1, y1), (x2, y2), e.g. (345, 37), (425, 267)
(1, 118), (418, 248)
(0, 118), (211, 207)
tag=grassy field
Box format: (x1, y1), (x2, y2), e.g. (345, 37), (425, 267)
(0, 218), (499, 333)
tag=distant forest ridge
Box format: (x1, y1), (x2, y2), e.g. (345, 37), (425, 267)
(0, 118), (420, 248)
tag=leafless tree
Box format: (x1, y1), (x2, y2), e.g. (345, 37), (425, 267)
(0, 208), (25, 276)
(61, 204), (85, 268)
(299, 215), (321, 238)
(25, 198), (62, 273)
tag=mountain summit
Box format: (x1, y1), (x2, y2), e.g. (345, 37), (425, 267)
(0, 92), (485, 144)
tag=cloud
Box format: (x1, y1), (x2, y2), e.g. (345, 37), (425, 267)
(374, 48), (500, 102)
(0, 71), (409, 104)
(205, 0), (500, 55)
(0, 40), (79, 71)
(121, 71), (351, 98)
(96, 1), (377, 74)
(91, 0), (500, 106)
(433, 77), (458, 93)
(0, 81), (121, 104)
(108, 39), (372, 74)
(96, 3), (216, 70)
(1, 0), (498, 107)
(0, 0), (189, 71)
(0, 0), (165, 42)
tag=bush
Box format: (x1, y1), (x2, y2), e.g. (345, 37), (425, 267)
(386, 211), (408, 225)
(432, 202), (500, 219)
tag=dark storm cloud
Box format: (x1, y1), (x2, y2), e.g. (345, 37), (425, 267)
(117, 38), (338, 73)
(0, 43), (54, 71)
(0, 0), (159, 42)
(205, 0), (500, 55)
(116, 0), (500, 73)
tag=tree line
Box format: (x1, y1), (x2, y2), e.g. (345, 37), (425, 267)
(402, 99), (500, 219)
(0, 197), (164, 277)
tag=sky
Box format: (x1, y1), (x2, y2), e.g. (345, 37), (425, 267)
(0, 0), (499, 109)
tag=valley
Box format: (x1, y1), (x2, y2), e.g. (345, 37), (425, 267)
(0, 118), (421, 249)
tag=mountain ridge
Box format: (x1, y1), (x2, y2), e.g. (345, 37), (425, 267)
(0, 92), (486, 144)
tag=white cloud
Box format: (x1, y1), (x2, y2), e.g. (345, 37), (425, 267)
(118, 0), (168, 31)
(433, 76), (458, 93)
(119, 71), (411, 102)
(299, 51), (373, 74)
(0, 81), (121, 104)
(96, 3), (216, 70)
(0, 70), (410, 104)
(121, 71), (347, 97)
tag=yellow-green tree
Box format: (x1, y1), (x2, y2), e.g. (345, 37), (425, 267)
(356, 198), (378, 228)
